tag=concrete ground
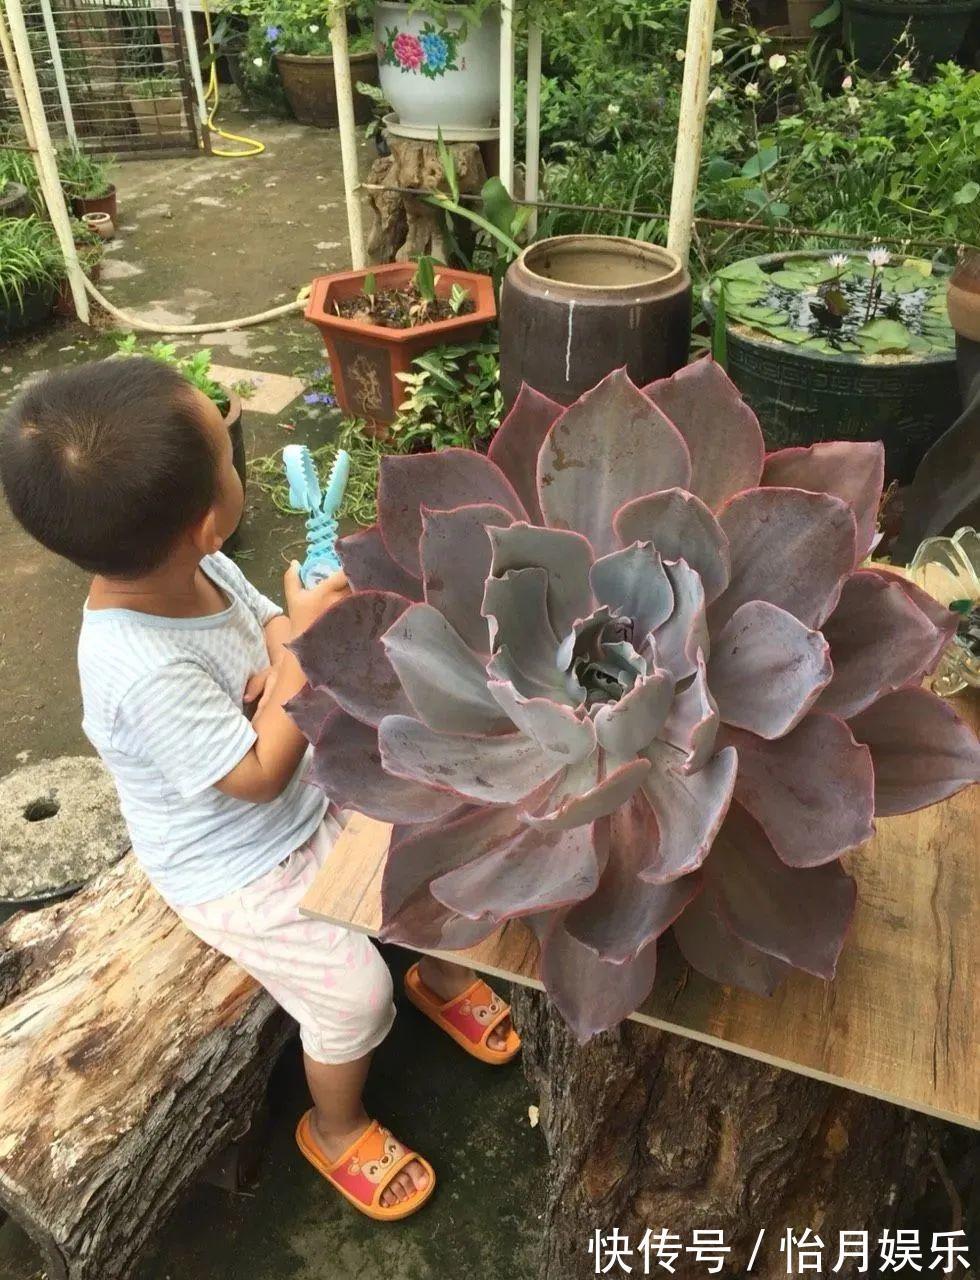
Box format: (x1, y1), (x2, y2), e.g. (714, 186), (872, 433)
(0, 112), (545, 1279)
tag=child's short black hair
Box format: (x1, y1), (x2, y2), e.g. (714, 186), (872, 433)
(0, 356), (217, 577)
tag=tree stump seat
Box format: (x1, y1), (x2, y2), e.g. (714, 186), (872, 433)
(0, 854), (292, 1280)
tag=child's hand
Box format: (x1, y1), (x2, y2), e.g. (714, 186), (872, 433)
(284, 563), (349, 635)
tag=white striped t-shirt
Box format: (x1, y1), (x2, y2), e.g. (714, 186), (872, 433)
(77, 552), (326, 907)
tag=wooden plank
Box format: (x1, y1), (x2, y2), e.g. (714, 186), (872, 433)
(302, 691), (979, 1129)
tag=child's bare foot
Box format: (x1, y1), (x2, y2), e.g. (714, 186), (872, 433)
(311, 1112), (430, 1208)
(416, 956), (514, 1052)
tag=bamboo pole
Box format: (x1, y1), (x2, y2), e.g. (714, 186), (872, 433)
(329, 1), (367, 269)
(498, 0), (515, 194)
(38, 0), (77, 145)
(0, 2), (36, 150)
(4, 0), (89, 324)
(667, 0), (717, 267)
(179, 0), (209, 129)
(523, 20), (542, 236)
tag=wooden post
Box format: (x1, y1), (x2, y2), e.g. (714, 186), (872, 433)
(0, 1), (36, 150)
(498, 0), (515, 194)
(667, 0), (717, 267)
(329, 1), (367, 269)
(523, 20), (543, 236)
(4, 0), (89, 324)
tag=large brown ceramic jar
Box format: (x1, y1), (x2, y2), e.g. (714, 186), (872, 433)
(947, 251), (980, 344)
(499, 235), (692, 408)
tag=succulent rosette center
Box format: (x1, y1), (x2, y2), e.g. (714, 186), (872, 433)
(288, 362), (980, 1042)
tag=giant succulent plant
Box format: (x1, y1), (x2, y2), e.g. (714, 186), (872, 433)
(288, 363), (980, 1041)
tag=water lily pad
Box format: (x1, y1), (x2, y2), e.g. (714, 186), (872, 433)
(855, 318), (911, 353)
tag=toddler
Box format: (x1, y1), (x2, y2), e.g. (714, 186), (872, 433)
(0, 357), (517, 1222)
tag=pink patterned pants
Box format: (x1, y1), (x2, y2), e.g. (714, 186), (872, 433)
(176, 823), (396, 1064)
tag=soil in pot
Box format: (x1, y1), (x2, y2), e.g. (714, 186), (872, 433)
(276, 50), (379, 128)
(335, 280), (475, 328)
(71, 185), (117, 223)
(499, 235), (692, 407)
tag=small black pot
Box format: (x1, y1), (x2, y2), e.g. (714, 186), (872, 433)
(0, 181), (31, 218)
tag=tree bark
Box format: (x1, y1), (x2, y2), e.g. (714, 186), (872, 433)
(0, 856), (292, 1280)
(511, 987), (941, 1280)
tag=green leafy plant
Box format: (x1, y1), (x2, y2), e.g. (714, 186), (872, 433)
(56, 146), (113, 201)
(393, 338), (502, 451)
(711, 251), (954, 356)
(127, 75), (182, 99)
(0, 149), (43, 215)
(114, 335), (231, 414)
(0, 216), (64, 313)
(448, 282), (469, 314)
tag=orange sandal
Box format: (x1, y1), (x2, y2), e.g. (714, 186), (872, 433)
(295, 1112), (436, 1222)
(404, 963), (521, 1065)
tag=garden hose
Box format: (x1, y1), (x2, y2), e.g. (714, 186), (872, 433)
(80, 273), (305, 335)
(200, 0), (265, 159)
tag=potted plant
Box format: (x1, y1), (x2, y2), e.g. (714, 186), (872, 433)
(374, 0), (500, 135)
(842, 0), (980, 70)
(304, 256), (496, 425)
(113, 337), (247, 518)
(126, 76), (186, 137)
(0, 149), (42, 216)
(0, 180), (31, 219)
(269, 16), (379, 127)
(56, 145), (117, 224)
(705, 249), (957, 483)
(54, 219), (104, 320)
(0, 216), (63, 340)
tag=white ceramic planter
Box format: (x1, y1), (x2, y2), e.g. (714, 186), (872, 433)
(374, 1), (500, 134)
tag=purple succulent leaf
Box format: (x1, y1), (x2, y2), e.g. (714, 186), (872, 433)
(642, 359), (765, 511)
(564, 799), (702, 962)
(816, 569), (956, 720)
(762, 441), (885, 563)
(847, 687), (980, 816)
(381, 603), (508, 735)
(672, 888), (792, 995)
(708, 600), (832, 740)
(639, 742), (738, 882)
(289, 591), (414, 727)
(482, 567), (568, 700)
(536, 368), (692, 556)
(589, 543), (674, 638)
(555, 605), (619, 673)
(378, 449), (527, 577)
(378, 715), (565, 804)
(488, 521), (594, 639)
(521, 753), (652, 832)
(536, 910), (661, 1043)
(487, 383), (563, 522)
(721, 713), (875, 867)
(652, 560), (708, 681)
(420, 502), (514, 654)
(487, 645), (575, 704)
(307, 709), (463, 822)
(594, 669), (674, 757)
(706, 804), (856, 979)
(337, 524), (424, 599)
(430, 822), (601, 923)
(709, 487), (858, 631)
(884, 572), (960, 668)
(488, 680), (597, 762)
(660, 649), (718, 772)
(284, 684), (337, 745)
(613, 488), (731, 602)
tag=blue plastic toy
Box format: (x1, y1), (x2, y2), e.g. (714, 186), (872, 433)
(283, 444), (351, 587)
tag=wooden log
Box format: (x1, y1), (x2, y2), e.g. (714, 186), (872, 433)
(0, 855), (292, 1280)
(511, 986), (942, 1280)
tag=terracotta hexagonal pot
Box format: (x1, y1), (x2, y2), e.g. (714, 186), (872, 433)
(305, 262), (496, 426)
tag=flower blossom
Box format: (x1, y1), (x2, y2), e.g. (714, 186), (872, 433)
(707, 86), (724, 104)
(768, 53), (787, 71)
(867, 247), (891, 268)
(711, 49), (724, 65)
(745, 82), (761, 100)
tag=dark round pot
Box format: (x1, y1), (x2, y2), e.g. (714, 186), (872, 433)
(842, 0), (980, 69)
(0, 181), (31, 218)
(499, 235), (692, 409)
(71, 184), (117, 224)
(704, 251), (960, 485)
(275, 51), (379, 128)
(0, 280), (56, 341)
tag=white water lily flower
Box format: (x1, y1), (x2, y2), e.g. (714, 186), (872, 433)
(842, 74), (853, 90)
(768, 53), (787, 71)
(867, 246), (891, 268)
(711, 49), (724, 65)
(751, 42), (762, 55)
(675, 48), (686, 61)
(707, 86), (725, 104)
(829, 254), (849, 270)
(745, 82), (761, 99)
